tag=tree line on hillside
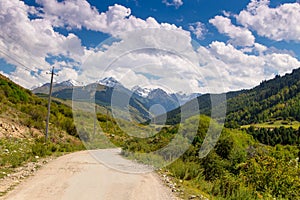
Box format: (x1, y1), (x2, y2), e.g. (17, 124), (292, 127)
(161, 68), (300, 128)
(245, 126), (300, 146)
(225, 69), (300, 127)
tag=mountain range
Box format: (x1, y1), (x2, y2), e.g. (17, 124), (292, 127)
(32, 77), (201, 123)
(31, 67), (300, 127)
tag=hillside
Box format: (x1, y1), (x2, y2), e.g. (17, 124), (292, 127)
(162, 68), (300, 127)
(34, 81), (153, 123)
(44, 83), (152, 123)
(156, 90), (244, 125)
(0, 73), (85, 196)
(123, 114), (300, 199)
(0, 74), (82, 139)
(225, 68), (300, 126)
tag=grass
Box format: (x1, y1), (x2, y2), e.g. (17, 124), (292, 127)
(0, 135), (85, 196)
(0, 137), (84, 168)
(241, 120), (300, 129)
(0, 138), (33, 169)
(179, 179), (210, 199)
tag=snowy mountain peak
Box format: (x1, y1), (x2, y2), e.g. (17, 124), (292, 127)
(132, 86), (153, 98)
(98, 77), (121, 88)
(58, 79), (81, 87)
(148, 88), (171, 99)
(172, 92), (201, 105)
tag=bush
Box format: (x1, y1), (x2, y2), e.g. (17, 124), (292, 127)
(31, 142), (51, 157)
(239, 154), (300, 199)
(169, 159), (203, 180)
(201, 151), (225, 181)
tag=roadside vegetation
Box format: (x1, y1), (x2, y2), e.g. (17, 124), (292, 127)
(0, 74), (85, 196)
(121, 115), (300, 199)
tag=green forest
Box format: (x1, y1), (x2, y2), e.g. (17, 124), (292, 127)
(225, 68), (300, 127)
(161, 68), (300, 129)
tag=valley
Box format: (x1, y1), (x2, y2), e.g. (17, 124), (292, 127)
(1, 0), (300, 199)
(0, 68), (299, 199)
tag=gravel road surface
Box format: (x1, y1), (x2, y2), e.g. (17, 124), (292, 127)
(1, 149), (179, 200)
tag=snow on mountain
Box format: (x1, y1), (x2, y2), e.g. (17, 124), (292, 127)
(131, 85), (201, 104)
(57, 79), (82, 87)
(132, 86), (153, 98)
(97, 77), (121, 88)
(172, 92), (201, 105)
(148, 88), (171, 99)
(33, 75), (201, 106)
(31, 82), (50, 90)
(31, 79), (81, 91)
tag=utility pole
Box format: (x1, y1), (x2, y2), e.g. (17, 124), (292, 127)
(106, 107), (109, 131)
(45, 67), (56, 141)
(93, 104), (97, 138)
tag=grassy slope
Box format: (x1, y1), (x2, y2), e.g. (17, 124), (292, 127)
(0, 73), (85, 196)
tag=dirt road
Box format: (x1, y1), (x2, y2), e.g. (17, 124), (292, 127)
(1, 149), (179, 200)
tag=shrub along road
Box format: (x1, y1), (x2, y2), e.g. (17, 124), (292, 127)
(1, 149), (179, 200)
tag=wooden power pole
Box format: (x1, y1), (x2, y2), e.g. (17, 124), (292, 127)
(45, 67), (56, 141)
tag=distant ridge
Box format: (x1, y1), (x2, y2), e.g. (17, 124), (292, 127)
(159, 67), (300, 127)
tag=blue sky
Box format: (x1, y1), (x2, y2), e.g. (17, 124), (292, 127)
(0, 0), (300, 93)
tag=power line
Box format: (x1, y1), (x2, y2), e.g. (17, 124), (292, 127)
(0, 34), (82, 85)
(0, 39), (59, 141)
(0, 48), (49, 84)
(0, 48), (35, 73)
(0, 35), (49, 82)
(0, 34), (46, 72)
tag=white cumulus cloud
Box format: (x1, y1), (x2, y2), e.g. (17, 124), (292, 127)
(0, 0), (190, 89)
(79, 28), (202, 93)
(1, 0), (299, 94)
(209, 15), (255, 47)
(0, 0), (85, 87)
(236, 0), (300, 41)
(36, 0), (181, 37)
(206, 41), (300, 90)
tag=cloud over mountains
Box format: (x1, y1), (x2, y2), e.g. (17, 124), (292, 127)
(0, 0), (299, 93)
